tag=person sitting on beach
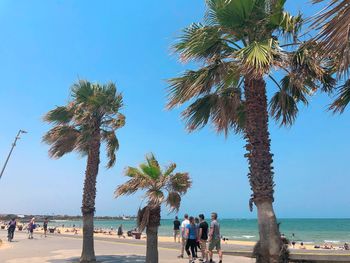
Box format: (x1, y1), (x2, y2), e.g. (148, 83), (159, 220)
(173, 216), (181, 243)
(299, 242), (306, 249)
(322, 243), (333, 249)
(344, 243), (349, 250)
(291, 233), (296, 248)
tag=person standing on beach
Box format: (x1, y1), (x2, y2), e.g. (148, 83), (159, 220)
(178, 214), (190, 258)
(208, 212), (223, 263)
(7, 218), (16, 242)
(198, 214), (209, 262)
(28, 217), (36, 239)
(185, 216), (198, 263)
(117, 224), (125, 238)
(43, 218), (48, 237)
(173, 216), (181, 243)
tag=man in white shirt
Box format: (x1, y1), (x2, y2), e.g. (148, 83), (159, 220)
(178, 214), (189, 258)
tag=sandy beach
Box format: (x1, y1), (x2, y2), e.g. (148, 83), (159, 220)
(0, 229), (253, 263)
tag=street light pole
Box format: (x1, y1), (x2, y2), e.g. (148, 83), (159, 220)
(0, 129), (27, 180)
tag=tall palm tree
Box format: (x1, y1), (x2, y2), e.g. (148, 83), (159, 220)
(115, 153), (191, 263)
(311, 0), (350, 112)
(43, 80), (125, 263)
(167, 1), (334, 262)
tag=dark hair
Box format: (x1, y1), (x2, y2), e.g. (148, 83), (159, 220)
(199, 214), (204, 220)
(301, 242), (304, 246)
(175, 216), (178, 220)
(211, 212), (218, 219)
(184, 214), (189, 219)
(189, 216), (195, 224)
(195, 217), (199, 223)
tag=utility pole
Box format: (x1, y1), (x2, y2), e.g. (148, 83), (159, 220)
(0, 129), (27, 180)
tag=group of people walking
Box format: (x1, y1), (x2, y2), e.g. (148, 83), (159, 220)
(5, 217), (49, 241)
(173, 212), (223, 263)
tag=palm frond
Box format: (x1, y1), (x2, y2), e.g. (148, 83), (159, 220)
(329, 79), (350, 113)
(205, 0), (256, 33)
(237, 39), (282, 75)
(167, 61), (238, 109)
(114, 177), (147, 197)
(166, 192), (181, 212)
(174, 23), (234, 62)
(168, 173), (192, 195)
(182, 87), (245, 135)
(139, 163), (161, 181)
(269, 89), (298, 126)
(164, 163), (177, 177)
(311, 0), (350, 75)
(101, 130), (119, 168)
(146, 189), (164, 206)
(43, 106), (73, 125)
(42, 126), (80, 158)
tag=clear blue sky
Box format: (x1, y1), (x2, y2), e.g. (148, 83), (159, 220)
(0, 0), (349, 219)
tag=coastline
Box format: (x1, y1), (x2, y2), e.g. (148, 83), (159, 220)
(28, 226), (346, 251)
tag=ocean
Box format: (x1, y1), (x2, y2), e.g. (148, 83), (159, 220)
(47, 218), (350, 245)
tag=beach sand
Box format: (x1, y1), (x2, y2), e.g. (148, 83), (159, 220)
(0, 229), (253, 263)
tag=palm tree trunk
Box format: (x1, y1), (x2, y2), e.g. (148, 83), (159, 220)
(145, 205), (161, 263)
(80, 131), (101, 263)
(244, 77), (282, 263)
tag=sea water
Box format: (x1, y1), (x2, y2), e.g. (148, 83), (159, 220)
(47, 218), (350, 245)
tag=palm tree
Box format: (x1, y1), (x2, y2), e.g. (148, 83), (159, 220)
(114, 153), (191, 263)
(43, 80), (125, 263)
(311, 0), (350, 112)
(167, 1), (334, 262)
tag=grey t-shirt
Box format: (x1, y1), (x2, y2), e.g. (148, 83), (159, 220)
(210, 220), (220, 240)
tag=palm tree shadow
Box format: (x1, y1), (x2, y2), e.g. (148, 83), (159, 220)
(49, 254), (146, 263)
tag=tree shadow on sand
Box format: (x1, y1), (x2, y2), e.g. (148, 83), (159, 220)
(49, 254), (146, 263)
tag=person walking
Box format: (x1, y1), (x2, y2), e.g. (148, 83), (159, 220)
(208, 212), (223, 263)
(178, 214), (189, 258)
(43, 218), (48, 237)
(28, 217), (36, 239)
(198, 214), (209, 262)
(185, 216), (198, 263)
(7, 218), (16, 242)
(173, 216), (181, 243)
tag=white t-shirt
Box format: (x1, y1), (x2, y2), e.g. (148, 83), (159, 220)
(181, 219), (189, 238)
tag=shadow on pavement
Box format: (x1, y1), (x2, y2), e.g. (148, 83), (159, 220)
(49, 254), (146, 263)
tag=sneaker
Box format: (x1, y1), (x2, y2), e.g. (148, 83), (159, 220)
(178, 255), (184, 258)
(218, 261), (222, 263)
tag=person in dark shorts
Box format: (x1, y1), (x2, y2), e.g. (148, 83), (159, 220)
(185, 216), (198, 263)
(28, 217), (36, 239)
(43, 218), (48, 237)
(173, 216), (181, 243)
(208, 212), (223, 263)
(198, 214), (208, 262)
(7, 218), (16, 242)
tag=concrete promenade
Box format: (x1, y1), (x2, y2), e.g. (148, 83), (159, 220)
(0, 230), (253, 263)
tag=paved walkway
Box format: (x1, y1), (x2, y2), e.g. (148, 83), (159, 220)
(0, 230), (253, 263)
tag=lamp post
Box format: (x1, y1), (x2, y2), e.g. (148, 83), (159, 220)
(0, 129), (27, 180)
